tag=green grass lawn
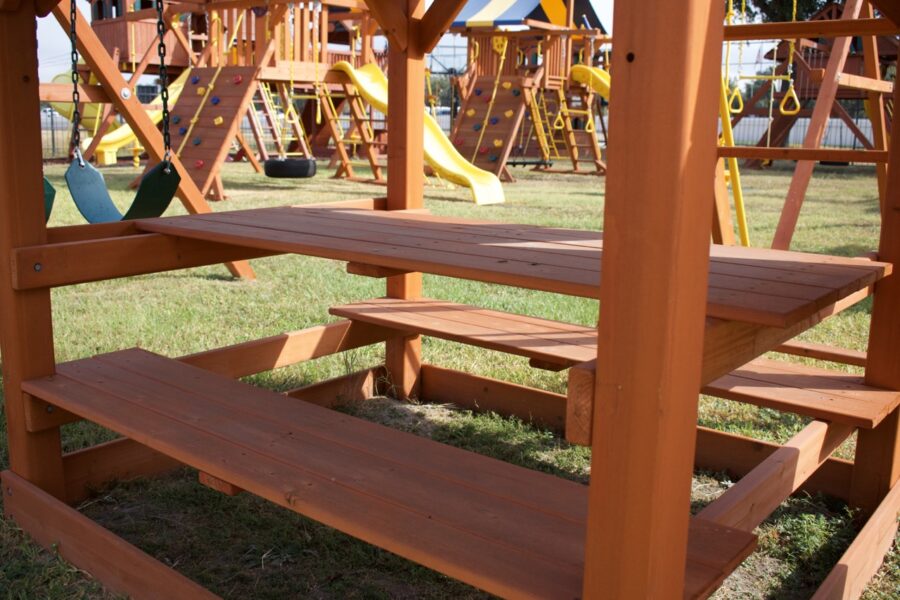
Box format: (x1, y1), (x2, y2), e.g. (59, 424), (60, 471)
(1, 161), (897, 598)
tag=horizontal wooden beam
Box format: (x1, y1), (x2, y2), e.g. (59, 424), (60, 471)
(13, 233), (275, 290)
(285, 366), (387, 407)
(698, 420), (855, 532)
(419, 364), (567, 432)
(812, 478), (900, 598)
(61, 438), (181, 504)
(776, 340), (867, 367)
(717, 146), (888, 163)
(181, 320), (399, 379)
(2, 470), (215, 598)
(39, 83), (111, 103)
(198, 471), (243, 496)
(809, 68), (894, 93)
(723, 18), (898, 41)
(346, 262), (412, 278)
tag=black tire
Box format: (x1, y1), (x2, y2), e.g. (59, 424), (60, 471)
(264, 158), (317, 178)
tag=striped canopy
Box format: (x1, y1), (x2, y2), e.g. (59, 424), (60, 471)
(451, 0), (606, 31)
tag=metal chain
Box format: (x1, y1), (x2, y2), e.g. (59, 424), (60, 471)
(69, 0), (83, 166)
(156, 0), (172, 167)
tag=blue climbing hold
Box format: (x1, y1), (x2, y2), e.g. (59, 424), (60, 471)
(474, 88), (483, 96)
(178, 126), (187, 135)
(489, 117), (499, 125)
(172, 115), (181, 124)
(473, 123), (482, 131)
(192, 137), (202, 146)
(489, 154), (499, 162)
(191, 75), (200, 85)
(211, 96), (221, 105)
(512, 89), (521, 97)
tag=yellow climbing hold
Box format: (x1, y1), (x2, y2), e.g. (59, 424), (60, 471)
(504, 109), (514, 118)
(466, 108), (476, 117)
(493, 139), (503, 148)
(197, 86), (206, 95)
(501, 81), (512, 90)
(213, 116), (224, 126)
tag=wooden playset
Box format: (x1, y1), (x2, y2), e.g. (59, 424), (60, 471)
(448, 0), (610, 180)
(3, 0), (900, 598)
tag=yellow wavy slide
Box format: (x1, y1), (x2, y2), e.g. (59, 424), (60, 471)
(52, 69), (190, 165)
(330, 61), (504, 205)
(569, 64), (611, 100)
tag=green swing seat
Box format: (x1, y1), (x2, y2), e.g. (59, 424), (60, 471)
(64, 159), (180, 224)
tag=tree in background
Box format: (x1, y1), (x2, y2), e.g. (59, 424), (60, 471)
(737, 0), (829, 22)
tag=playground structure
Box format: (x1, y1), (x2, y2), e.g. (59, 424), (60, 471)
(447, 0), (610, 180)
(3, 2), (900, 600)
(53, 0), (503, 204)
(719, 0), (897, 249)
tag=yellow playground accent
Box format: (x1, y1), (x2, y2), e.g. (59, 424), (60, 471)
(53, 70), (190, 166)
(569, 64), (611, 99)
(330, 61), (504, 205)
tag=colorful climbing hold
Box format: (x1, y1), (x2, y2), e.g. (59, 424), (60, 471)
(479, 146), (489, 155)
(504, 110), (514, 118)
(454, 137), (464, 146)
(194, 160), (205, 169)
(512, 89), (521, 97)
(197, 86), (206, 95)
(501, 81), (512, 90)
(211, 96), (221, 105)
(484, 96), (491, 104)
(493, 139), (503, 148)
(474, 88), (483, 96)
(233, 75), (243, 85)
(489, 117), (499, 125)
(466, 108), (476, 117)
(473, 123), (482, 131)
(192, 137), (202, 146)
(489, 154), (499, 162)
(191, 75), (200, 85)
(172, 115), (181, 124)
(213, 116), (224, 126)
(178, 126), (187, 135)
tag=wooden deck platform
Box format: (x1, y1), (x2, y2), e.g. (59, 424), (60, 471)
(136, 207), (892, 328)
(23, 348), (757, 599)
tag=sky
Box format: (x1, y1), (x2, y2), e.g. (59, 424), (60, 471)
(36, 1), (615, 81)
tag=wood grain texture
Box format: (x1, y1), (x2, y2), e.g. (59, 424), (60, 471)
(22, 349), (755, 599)
(2, 470), (217, 599)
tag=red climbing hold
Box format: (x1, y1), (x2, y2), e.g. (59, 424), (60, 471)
(479, 146), (489, 155)
(194, 160), (205, 169)
(233, 75), (243, 85)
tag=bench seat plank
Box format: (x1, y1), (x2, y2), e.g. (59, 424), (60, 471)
(24, 349), (755, 599)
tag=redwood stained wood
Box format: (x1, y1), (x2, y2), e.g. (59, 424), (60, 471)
(330, 298), (596, 365)
(0, 0), (65, 498)
(135, 208), (890, 328)
(776, 340), (867, 367)
(583, 0), (726, 595)
(22, 349), (755, 600)
(702, 357), (900, 428)
(812, 478), (900, 599)
(716, 147), (888, 163)
(1, 471), (218, 599)
(699, 421), (854, 532)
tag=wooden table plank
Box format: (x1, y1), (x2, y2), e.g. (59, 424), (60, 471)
(136, 207), (892, 329)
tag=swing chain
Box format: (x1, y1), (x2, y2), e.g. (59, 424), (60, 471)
(156, 0), (173, 169)
(69, 0), (84, 167)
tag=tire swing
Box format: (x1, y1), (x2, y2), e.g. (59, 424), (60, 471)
(263, 1), (317, 180)
(62, 0), (180, 224)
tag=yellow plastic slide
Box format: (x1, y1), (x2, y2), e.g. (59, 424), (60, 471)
(53, 70), (190, 165)
(330, 61), (504, 205)
(569, 64), (611, 100)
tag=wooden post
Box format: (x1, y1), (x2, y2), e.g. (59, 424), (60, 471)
(851, 76), (900, 514)
(582, 0), (724, 597)
(382, 0), (425, 399)
(771, 0), (864, 250)
(861, 1), (889, 211)
(0, 0), (65, 498)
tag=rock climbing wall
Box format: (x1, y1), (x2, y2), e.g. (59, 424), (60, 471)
(450, 75), (528, 181)
(169, 66), (259, 200)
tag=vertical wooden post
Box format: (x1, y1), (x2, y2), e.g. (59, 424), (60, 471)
(861, 1), (889, 211)
(0, 0), (65, 498)
(582, 0), (724, 597)
(384, 0), (425, 399)
(851, 76), (900, 514)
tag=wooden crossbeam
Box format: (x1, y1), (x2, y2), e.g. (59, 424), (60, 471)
(723, 17), (898, 40)
(869, 0), (900, 26)
(717, 147), (888, 163)
(418, 0), (468, 53)
(809, 68), (894, 94)
(364, 0), (408, 50)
